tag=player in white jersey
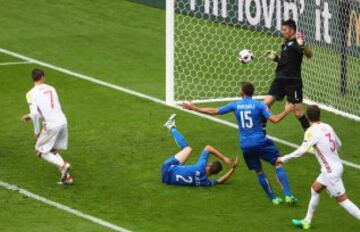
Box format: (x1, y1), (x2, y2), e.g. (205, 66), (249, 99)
(277, 105), (360, 229)
(21, 69), (73, 185)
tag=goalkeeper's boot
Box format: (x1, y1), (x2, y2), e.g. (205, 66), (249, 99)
(164, 114), (176, 130)
(285, 195), (298, 205)
(292, 219), (311, 230)
(272, 196), (283, 206)
(60, 162), (71, 183)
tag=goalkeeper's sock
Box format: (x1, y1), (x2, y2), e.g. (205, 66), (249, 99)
(257, 173), (276, 200)
(170, 127), (189, 149)
(339, 199), (360, 220)
(298, 114), (310, 131)
(41, 152), (64, 168)
(304, 188), (320, 224)
(275, 167), (292, 196)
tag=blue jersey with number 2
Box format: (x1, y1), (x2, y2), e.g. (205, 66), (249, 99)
(168, 150), (218, 187)
(218, 97), (272, 149)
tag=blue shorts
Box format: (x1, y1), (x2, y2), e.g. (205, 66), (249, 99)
(161, 156), (180, 184)
(242, 139), (279, 171)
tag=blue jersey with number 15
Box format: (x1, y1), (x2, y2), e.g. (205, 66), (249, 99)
(218, 96), (272, 149)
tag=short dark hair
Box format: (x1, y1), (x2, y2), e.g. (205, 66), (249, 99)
(306, 105), (321, 122)
(209, 161), (223, 175)
(282, 19), (297, 32)
(31, 69), (45, 81)
(241, 81), (255, 96)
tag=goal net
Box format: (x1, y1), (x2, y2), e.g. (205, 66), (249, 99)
(166, 0), (360, 121)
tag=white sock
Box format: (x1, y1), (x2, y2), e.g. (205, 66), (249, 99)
(41, 152), (65, 169)
(339, 199), (360, 220)
(304, 188), (320, 224)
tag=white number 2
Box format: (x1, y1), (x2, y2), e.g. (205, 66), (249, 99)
(176, 175), (193, 184)
(240, 111), (253, 128)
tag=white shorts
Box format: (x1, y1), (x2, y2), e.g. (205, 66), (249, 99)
(316, 172), (345, 197)
(35, 124), (68, 154)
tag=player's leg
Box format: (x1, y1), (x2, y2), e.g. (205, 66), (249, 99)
(285, 79), (310, 131)
(164, 114), (191, 164)
(293, 181), (325, 229)
(274, 163), (297, 203)
(260, 139), (297, 203)
(294, 103), (310, 130)
(53, 125), (72, 184)
(36, 127), (65, 168)
(243, 150), (277, 203)
(337, 194), (360, 220)
(325, 175), (360, 220)
(263, 79), (286, 134)
(263, 95), (276, 107)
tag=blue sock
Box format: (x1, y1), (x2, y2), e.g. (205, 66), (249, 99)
(170, 128), (189, 149)
(276, 167), (292, 197)
(257, 173), (276, 200)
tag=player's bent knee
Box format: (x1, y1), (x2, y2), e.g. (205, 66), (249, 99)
(264, 96), (275, 106)
(184, 146), (192, 153)
(311, 182), (325, 193)
(336, 194), (348, 203)
(255, 169), (264, 175)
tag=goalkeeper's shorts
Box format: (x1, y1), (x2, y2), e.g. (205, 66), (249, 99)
(268, 78), (303, 104)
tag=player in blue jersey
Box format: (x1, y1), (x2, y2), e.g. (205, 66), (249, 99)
(183, 82), (297, 204)
(161, 114), (239, 187)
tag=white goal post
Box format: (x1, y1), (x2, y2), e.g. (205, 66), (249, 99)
(166, 0), (360, 121)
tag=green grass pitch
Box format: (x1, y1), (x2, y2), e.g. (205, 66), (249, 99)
(0, 1), (359, 231)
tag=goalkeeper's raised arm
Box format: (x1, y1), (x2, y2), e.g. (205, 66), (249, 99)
(263, 19), (312, 134)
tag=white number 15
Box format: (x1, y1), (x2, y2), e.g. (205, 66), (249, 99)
(240, 111), (253, 128)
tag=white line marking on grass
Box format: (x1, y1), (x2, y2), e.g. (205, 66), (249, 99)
(0, 181), (131, 232)
(0, 61), (32, 66)
(0, 47), (359, 172)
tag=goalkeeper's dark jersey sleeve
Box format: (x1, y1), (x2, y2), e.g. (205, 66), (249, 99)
(275, 38), (304, 79)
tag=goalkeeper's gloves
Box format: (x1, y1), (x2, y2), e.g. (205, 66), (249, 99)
(264, 50), (278, 61)
(296, 32), (305, 48)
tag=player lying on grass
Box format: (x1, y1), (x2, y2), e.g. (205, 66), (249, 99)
(277, 105), (360, 229)
(21, 69), (73, 185)
(183, 82), (297, 204)
(162, 114), (239, 187)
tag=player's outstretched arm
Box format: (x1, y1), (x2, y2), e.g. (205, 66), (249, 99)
(204, 145), (231, 165)
(182, 101), (219, 115)
(268, 102), (294, 123)
(276, 142), (310, 165)
(217, 157), (239, 184)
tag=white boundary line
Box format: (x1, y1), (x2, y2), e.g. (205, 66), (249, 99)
(0, 181), (131, 232)
(0, 61), (32, 66)
(0, 47), (358, 171)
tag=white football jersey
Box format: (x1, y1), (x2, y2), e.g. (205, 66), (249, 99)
(306, 123), (343, 174)
(26, 84), (67, 133)
(281, 122), (343, 175)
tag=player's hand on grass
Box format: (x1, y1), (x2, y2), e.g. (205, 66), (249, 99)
(182, 101), (195, 110)
(231, 156), (239, 170)
(21, 114), (31, 122)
